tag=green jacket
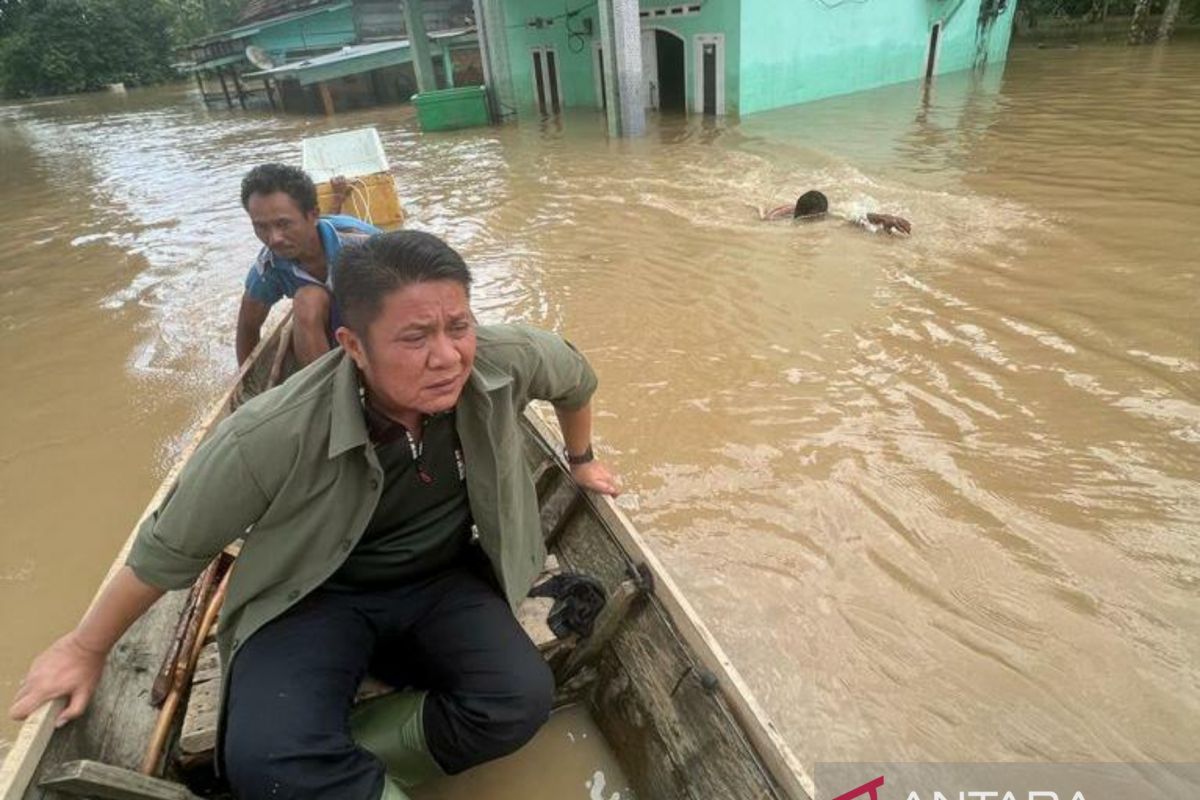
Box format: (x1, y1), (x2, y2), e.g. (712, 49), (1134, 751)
(126, 324), (597, 673)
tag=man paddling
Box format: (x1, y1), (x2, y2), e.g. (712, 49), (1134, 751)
(12, 230), (620, 799)
(760, 189), (912, 234)
(236, 163), (380, 366)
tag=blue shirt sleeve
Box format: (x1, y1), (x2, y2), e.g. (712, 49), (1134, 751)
(323, 214), (382, 235)
(244, 263), (286, 307)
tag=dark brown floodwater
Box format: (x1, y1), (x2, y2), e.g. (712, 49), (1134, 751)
(2, 43), (1197, 771)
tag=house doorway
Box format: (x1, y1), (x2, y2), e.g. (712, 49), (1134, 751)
(655, 30), (686, 111)
(641, 28), (685, 111)
(530, 46), (562, 114)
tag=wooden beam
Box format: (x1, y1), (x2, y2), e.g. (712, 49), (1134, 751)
(318, 81), (335, 116)
(231, 70), (247, 109)
(216, 68), (233, 108)
(40, 760), (201, 800)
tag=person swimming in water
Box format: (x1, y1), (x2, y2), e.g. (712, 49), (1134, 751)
(761, 190), (912, 234)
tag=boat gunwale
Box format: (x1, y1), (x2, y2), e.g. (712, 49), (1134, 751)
(522, 410), (815, 800)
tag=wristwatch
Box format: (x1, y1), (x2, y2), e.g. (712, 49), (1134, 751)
(565, 445), (594, 466)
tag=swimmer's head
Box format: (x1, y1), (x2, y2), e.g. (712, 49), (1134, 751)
(793, 190), (829, 219)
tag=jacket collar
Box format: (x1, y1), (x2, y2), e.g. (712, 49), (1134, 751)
(469, 355), (514, 393)
(328, 354), (369, 459)
(327, 348), (514, 459)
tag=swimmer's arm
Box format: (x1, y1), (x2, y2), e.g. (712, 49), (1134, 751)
(755, 204), (793, 221)
(841, 211), (912, 235)
(866, 212), (912, 234)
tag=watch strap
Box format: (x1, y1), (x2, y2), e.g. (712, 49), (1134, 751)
(565, 445), (594, 466)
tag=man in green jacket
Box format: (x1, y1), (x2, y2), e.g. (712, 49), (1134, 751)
(11, 230), (620, 799)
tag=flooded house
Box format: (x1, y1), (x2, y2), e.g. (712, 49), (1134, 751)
(182, 0), (479, 113)
(474, 0), (1017, 133)
(181, 0), (1015, 130)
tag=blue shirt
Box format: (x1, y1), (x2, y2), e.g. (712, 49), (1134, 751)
(243, 214), (380, 308)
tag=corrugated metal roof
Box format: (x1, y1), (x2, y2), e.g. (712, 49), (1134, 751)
(243, 26), (476, 85)
(244, 39), (410, 82)
(189, 53), (250, 71)
(190, 0), (351, 47)
(239, 0), (329, 25)
(428, 26), (475, 40)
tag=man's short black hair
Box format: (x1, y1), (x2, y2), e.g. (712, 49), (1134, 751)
(240, 163), (318, 214)
(334, 231), (473, 338)
(794, 190), (829, 218)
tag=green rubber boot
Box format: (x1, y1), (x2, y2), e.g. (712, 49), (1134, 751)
(351, 690), (444, 794)
(377, 777), (412, 800)
(378, 778), (413, 800)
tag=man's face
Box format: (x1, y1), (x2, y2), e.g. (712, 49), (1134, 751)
(246, 190), (320, 260)
(338, 280), (477, 419)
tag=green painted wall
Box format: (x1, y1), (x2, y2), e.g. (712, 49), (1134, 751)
(503, 0), (603, 113)
(637, 0), (741, 114)
(500, 0), (742, 115)
(252, 6), (359, 60)
(737, 0), (1015, 115)
(496, 0), (1014, 118)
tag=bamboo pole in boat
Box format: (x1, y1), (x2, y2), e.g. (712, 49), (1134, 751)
(140, 568), (231, 776)
(151, 561), (220, 707)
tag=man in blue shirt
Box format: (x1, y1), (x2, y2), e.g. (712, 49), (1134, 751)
(237, 164), (380, 365)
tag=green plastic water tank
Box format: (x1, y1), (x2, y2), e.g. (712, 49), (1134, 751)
(411, 85), (491, 132)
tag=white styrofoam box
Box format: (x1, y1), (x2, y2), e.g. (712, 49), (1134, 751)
(301, 128), (390, 182)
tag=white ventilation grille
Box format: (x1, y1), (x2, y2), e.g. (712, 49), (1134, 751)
(639, 4), (702, 19)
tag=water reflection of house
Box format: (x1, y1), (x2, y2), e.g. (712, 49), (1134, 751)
(181, 0), (480, 113)
(473, 0), (1017, 134)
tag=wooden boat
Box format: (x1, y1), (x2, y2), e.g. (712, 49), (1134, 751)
(0, 315), (813, 800)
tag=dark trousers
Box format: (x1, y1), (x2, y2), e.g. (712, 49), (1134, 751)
(222, 564), (553, 800)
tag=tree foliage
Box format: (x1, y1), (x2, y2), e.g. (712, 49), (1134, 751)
(171, 0), (244, 48)
(1019, 0), (1199, 25)
(0, 0), (242, 97)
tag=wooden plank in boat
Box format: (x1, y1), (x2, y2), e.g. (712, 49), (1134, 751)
(516, 597), (557, 650)
(40, 760), (200, 800)
(191, 642), (220, 685)
(538, 473), (582, 544)
(178, 675), (220, 757)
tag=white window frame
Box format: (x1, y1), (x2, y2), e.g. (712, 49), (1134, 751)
(693, 33), (725, 116)
(529, 44), (565, 114)
(639, 3), (702, 19)
(592, 42), (606, 109)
